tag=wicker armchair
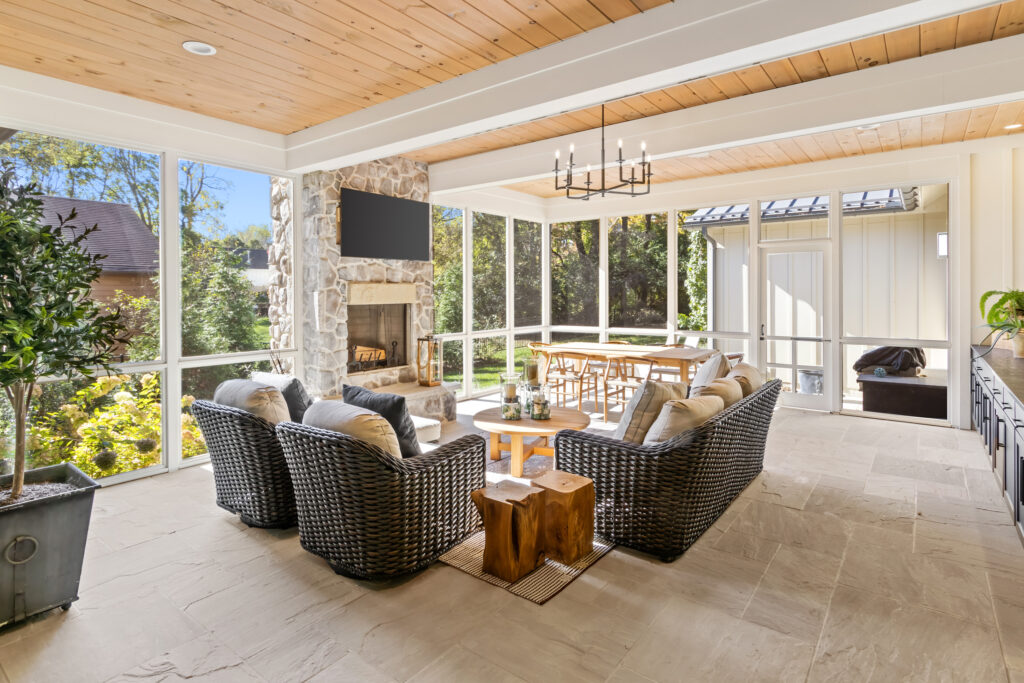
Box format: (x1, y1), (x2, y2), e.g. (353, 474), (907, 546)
(554, 379), (781, 561)
(275, 423), (486, 580)
(191, 400), (297, 529)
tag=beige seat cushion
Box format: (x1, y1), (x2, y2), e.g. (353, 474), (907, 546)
(302, 400), (402, 458)
(213, 379), (290, 425)
(612, 380), (689, 444)
(643, 395), (726, 444)
(690, 377), (744, 408)
(691, 352), (731, 389)
(727, 362), (763, 397)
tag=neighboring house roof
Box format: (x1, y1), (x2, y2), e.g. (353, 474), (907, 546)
(232, 247), (269, 270)
(682, 187), (919, 228)
(40, 196), (158, 274)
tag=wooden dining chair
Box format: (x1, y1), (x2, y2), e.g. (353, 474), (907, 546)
(527, 341), (552, 382)
(545, 351), (599, 409)
(602, 355), (656, 421)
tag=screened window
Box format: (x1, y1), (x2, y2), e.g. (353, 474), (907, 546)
(514, 219), (542, 327)
(432, 206), (463, 335)
(472, 211), (506, 332)
(608, 213), (667, 328)
(550, 220), (599, 326)
(678, 209), (749, 333)
(179, 160), (291, 357)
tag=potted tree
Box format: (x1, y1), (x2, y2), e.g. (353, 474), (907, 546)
(980, 289), (1024, 358)
(0, 163), (127, 628)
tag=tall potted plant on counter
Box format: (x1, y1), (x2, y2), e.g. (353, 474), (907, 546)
(0, 163), (128, 628)
(980, 289), (1024, 358)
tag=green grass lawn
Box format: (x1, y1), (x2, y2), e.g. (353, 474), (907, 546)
(255, 317), (271, 347)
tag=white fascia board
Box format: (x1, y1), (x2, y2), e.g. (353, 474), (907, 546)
(428, 186), (547, 219)
(0, 66), (286, 173)
(429, 34), (1024, 194)
(284, 0), (997, 173)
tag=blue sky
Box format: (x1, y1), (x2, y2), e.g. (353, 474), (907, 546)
(181, 162), (271, 237)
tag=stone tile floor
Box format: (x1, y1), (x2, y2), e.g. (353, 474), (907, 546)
(3, 408), (1024, 682)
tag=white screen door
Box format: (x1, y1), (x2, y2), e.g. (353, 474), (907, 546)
(760, 243), (832, 410)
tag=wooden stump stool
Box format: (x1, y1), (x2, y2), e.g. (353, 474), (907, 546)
(471, 480), (546, 582)
(532, 470), (594, 565)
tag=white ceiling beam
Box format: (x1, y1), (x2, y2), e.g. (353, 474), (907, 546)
(284, 0), (998, 173)
(0, 66), (286, 173)
(428, 34), (1024, 194)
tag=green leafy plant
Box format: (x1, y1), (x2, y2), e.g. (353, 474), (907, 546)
(0, 163), (128, 499)
(980, 289), (1024, 341)
(27, 373), (206, 478)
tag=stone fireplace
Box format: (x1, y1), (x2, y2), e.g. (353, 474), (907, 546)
(302, 156), (433, 396)
(345, 282), (415, 374)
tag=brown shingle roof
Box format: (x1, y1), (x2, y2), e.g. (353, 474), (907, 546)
(40, 196), (159, 274)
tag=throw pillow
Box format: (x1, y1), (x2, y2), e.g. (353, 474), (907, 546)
(613, 380), (689, 443)
(302, 400), (402, 458)
(690, 352), (731, 390)
(643, 395), (725, 444)
(726, 363), (763, 397)
(690, 377), (744, 408)
(213, 379), (290, 425)
(341, 385), (422, 457)
(251, 371), (314, 422)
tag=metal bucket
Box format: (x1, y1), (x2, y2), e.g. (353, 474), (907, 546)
(0, 463), (98, 629)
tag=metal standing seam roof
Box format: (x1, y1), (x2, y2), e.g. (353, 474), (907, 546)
(40, 196), (159, 274)
(681, 187), (918, 227)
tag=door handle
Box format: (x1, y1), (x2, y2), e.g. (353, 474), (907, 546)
(760, 323), (765, 341)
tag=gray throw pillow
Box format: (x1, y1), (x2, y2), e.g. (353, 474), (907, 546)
(302, 400), (402, 458)
(213, 379), (290, 425)
(251, 371), (313, 422)
(613, 380), (689, 443)
(342, 385), (422, 457)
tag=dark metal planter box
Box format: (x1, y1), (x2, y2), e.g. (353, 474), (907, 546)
(0, 463), (99, 629)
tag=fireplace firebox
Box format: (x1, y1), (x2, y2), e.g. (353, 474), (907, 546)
(347, 303), (408, 373)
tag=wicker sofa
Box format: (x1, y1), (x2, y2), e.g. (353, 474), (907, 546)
(275, 422), (486, 580)
(191, 400), (297, 529)
(555, 379), (782, 561)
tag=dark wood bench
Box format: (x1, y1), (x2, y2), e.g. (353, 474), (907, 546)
(856, 370), (947, 419)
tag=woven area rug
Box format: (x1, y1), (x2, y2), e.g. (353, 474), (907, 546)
(439, 531), (614, 604)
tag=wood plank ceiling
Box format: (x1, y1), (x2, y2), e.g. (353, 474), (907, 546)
(503, 101), (1024, 196)
(406, 0), (1024, 164)
(0, 0), (669, 134)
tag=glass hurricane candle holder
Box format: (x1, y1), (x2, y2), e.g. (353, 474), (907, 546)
(500, 372), (520, 402)
(522, 357), (540, 386)
(501, 400), (522, 420)
(530, 383), (551, 420)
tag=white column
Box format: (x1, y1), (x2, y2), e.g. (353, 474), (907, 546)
(599, 215), (609, 341)
(666, 210), (679, 344)
(163, 153), (182, 471)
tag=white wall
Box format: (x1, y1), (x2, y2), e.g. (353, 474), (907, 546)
(971, 147), (1024, 342)
(842, 184), (949, 341)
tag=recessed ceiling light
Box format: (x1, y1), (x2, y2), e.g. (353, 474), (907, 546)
(1005, 123), (1023, 130)
(856, 123), (881, 131)
(182, 41), (217, 56)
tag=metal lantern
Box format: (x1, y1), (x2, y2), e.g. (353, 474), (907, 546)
(416, 335), (441, 387)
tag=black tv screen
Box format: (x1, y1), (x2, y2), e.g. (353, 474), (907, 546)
(339, 188), (430, 261)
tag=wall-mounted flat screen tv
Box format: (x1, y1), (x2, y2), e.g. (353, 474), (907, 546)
(338, 188), (430, 261)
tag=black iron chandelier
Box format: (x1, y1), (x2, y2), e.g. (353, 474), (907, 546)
(553, 104), (652, 200)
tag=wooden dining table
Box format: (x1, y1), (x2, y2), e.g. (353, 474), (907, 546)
(536, 342), (718, 381)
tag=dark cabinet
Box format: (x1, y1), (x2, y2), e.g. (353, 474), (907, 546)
(970, 346), (1024, 534)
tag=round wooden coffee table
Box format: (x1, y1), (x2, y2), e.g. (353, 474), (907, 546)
(473, 406), (590, 477)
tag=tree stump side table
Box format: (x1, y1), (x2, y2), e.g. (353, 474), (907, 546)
(471, 480), (546, 582)
(532, 470), (594, 565)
